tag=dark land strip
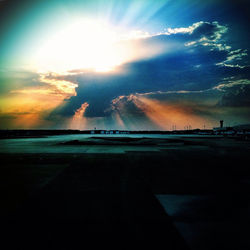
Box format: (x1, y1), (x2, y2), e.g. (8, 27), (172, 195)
(3, 154), (189, 250)
(1, 137), (250, 249)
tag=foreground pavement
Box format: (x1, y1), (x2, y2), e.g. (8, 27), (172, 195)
(1, 136), (249, 249)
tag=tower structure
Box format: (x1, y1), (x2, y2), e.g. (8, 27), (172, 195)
(220, 120), (224, 129)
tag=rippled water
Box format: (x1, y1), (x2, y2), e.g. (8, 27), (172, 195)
(0, 134), (176, 153)
(0, 133), (218, 154)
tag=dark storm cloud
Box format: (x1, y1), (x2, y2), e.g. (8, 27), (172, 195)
(48, 21), (249, 119)
(216, 79), (250, 107)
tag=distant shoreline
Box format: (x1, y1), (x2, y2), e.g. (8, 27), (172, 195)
(0, 128), (213, 139)
(0, 128), (249, 140)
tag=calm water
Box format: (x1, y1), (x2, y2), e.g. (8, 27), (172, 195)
(0, 134), (174, 154)
(0, 133), (217, 154)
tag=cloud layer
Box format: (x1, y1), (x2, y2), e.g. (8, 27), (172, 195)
(1, 20), (250, 129)
(45, 21), (249, 129)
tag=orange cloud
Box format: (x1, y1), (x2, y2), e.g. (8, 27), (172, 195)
(39, 74), (78, 98)
(111, 111), (125, 129)
(69, 102), (89, 130)
(11, 73), (78, 99)
(0, 92), (64, 128)
(0, 72), (79, 128)
(139, 96), (213, 129)
(126, 95), (214, 130)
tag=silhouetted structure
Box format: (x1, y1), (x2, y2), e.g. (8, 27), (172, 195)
(220, 120), (224, 128)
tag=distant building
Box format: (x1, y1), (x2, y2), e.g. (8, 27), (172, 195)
(220, 120), (224, 128)
(120, 131), (129, 134)
(213, 120), (235, 135)
(213, 126), (235, 135)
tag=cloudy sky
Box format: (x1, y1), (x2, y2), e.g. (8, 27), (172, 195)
(0, 0), (250, 130)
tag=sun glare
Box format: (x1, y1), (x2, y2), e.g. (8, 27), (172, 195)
(30, 18), (163, 74)
(33, 19), (126, 73)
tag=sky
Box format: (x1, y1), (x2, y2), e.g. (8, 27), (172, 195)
(0, 0), (250, 130)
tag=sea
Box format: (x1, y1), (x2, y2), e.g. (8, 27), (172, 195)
(0, 133), (215, 154)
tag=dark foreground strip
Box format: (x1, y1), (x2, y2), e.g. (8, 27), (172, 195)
(3, 156), (189, 250)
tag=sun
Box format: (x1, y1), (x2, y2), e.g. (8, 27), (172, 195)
(33, 19), (125, 73)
